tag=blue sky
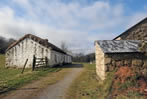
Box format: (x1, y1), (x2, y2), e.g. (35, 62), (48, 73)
(0, 0), (147, 53)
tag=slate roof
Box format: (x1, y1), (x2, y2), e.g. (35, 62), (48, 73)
(95, 40), (141, 53)
(7, 34), (67, 54)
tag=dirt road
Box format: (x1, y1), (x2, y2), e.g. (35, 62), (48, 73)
(0, 64), (83, 99)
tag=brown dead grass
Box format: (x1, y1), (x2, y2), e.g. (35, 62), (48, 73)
(115, 67), (134, 83)
(111, 66), (147, 99)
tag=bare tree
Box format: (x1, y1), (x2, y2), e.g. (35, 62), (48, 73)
(60, 41), (68, 52)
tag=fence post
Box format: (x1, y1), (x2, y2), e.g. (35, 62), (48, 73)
(45, 57), (48, 66)
(21, 59), (28, 74)
(32, 55), (36, 71)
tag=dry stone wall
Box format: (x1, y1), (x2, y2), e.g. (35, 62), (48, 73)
(104, 53), (147, 78)
(119, 20), (147, 40)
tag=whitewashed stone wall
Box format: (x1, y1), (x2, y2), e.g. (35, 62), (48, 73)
(5, 38), (72, 68)
(5, 38), (51, 68)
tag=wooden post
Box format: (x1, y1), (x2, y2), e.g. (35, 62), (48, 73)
(21, 59), (28, 74)
(32, 55), (36, 71)
(45, 57), (48, 66)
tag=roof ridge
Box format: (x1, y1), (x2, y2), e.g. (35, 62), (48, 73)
(6, 34), (67, 54)
(113, 17), (147, 40)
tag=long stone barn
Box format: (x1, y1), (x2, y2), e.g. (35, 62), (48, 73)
(95, 40), (147, 80)
(5, 34), (72, 68)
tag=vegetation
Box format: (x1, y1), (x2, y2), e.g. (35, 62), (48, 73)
(73, 53), (95, 63)
(66, 63), (113, 99)
(0, 54), (62, 94)
(0, 36), (15, 54)
(110, 66), (146, 99)
(66, 63), (147, 99)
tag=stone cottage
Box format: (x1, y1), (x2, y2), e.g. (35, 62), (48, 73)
(114, 17), (147, 40)
(5, 34), (72, 68)
(95, 40), (147, 80)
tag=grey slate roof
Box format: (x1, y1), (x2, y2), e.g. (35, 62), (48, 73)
(95, 40), (141, 53)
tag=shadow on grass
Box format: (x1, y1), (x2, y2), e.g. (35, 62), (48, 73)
(0, 87), (39, 94)
(0, 63), (83, 95)
(53, 63), (83, 68)
(15, 87), (39, 90)
(0, 87), (15, 94)
(34, 63), (83, 70)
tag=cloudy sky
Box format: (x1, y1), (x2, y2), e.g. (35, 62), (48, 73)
(0, 0), (147, 53)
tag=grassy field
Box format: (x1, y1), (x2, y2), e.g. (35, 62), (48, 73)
(0, 54), (62, 94)
(66, 63), (146, 99)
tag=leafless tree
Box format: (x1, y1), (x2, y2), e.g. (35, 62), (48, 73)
(60, 41), (68, 52)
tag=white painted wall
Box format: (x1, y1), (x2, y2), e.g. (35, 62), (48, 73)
(5, 38), (72, 68)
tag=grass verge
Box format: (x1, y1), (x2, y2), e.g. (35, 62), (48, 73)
(0, 54), (62, 94)
(66, 63), (107, 99)
(66, 63), (146, 99)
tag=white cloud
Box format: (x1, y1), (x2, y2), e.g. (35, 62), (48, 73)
(0, 0), (147, 54)
(127, 13), (147, 28)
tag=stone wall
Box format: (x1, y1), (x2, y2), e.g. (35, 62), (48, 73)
(117, 19), (147, 40)
(104, 53), (147, 77)
(5, 38), (72, 68)
(95, 43), (105, 80)
(5, 38), (52, 68)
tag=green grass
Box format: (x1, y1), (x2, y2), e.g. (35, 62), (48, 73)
(0, 54), (61, 93)
(66, 63), (114, 99)
(66, 63), (146, 99)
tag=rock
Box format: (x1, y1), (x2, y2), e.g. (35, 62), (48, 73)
(105, 58), (111, 65)
(132, 59), (143, 66)
(112, 60), (116, 66)
(109, 66), (115, 71)
(116, 61), (123, 67)
(105, 65), (111, 72)
(142, 69), (147, 77)
(124, 59), (131, 66)
(143, 61), (147, 68)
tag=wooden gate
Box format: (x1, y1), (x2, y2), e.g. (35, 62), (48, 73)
(32, 55), (48, 71)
